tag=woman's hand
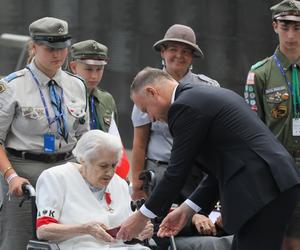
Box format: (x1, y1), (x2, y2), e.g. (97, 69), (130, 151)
(192, 214), (216, 236)
(136, 221), (154, 241)
(85, 221), (115, 242)
(8, 176), (30, 197)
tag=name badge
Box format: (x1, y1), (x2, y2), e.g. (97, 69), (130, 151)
(44, 133), (55, 152)
(293, 119), (300, 136)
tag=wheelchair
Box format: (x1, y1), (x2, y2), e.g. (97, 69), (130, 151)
(21, 183), (157, 250)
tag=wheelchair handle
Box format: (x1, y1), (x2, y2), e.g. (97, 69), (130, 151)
(22, 183), (36, 197)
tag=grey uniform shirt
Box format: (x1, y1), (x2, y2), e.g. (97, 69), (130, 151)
(0, 60), (89, 152)
(131, 70), (219, 162)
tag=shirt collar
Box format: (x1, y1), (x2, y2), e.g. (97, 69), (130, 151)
(29, 58), (63, 87)
(162, 67), (193, 84)
(171, 84), (178, 104)
(275, 47), (300, 69)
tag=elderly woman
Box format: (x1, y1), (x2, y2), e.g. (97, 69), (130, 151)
(35, 130), (152, 250)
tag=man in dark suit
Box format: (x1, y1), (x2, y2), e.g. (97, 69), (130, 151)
(117, 67), (300, 249)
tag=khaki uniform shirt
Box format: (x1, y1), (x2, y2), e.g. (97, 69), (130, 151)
(0, 60), (89, 153)
(244, 48), (300, 165)
(89, 88), (118, 132)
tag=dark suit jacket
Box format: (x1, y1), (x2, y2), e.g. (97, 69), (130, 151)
(144, 83), (300, 233)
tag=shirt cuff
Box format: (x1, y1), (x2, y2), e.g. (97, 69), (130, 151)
(139, 204), (157, 219)
(185, 199), (201, 213)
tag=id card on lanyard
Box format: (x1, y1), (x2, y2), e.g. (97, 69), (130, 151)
(27, 65), (57, 152)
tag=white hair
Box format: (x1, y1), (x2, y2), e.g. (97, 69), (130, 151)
(72, 130), (122, 164)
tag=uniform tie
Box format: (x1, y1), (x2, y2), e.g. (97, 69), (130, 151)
(48, 80), (68, 143)
(89, 95), (101, 130)
(292, 64), (300, 118)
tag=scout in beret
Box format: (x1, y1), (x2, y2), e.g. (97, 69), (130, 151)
(69, 40), (118, 132)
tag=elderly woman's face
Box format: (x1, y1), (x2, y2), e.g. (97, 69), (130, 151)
(84, 148), (119, 188)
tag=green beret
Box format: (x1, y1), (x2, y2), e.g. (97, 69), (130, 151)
(271, 0), (300, 21)
(70, 40), (108, 66)
(29, 17), (71, 49)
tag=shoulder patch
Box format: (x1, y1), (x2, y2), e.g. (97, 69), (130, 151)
(197, 74), (219, 86)
(65, 71), (85, 83)
(250, 57), (269, 70)
(2, 70), (26, 83)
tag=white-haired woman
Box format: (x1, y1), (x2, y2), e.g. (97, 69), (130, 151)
(35, 130), (153, 250)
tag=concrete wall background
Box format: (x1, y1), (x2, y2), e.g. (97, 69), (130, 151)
(0, 0), (279, 148)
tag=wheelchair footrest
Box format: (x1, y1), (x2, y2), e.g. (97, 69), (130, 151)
(27, 240), (60, 250)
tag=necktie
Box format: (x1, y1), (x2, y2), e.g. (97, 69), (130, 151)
(89, 95), (101, 130)
(49, 80), (69, 143)
(292, 64), (300, 118)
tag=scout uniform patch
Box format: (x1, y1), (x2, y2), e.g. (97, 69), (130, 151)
(246, 72), (255, 85)
(0, 83), (6, 93)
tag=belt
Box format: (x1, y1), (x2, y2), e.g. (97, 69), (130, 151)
(6, 148), (72, 163)
(146, 158), (168, 166)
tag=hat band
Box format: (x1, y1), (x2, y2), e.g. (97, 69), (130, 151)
(274, 11), (300, 19)
(32, 35), (71, 43)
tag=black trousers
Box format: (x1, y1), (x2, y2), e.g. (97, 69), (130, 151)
(232, 185), (300, 250)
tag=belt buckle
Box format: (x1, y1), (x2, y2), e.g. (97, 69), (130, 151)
(44, 154), (57, 163)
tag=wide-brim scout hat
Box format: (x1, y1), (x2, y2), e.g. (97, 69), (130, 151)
(29, 17), (71, 49)
(271, 0), (300, 22)
(70, 40), (108, 66)
(153, 24), (204, 58)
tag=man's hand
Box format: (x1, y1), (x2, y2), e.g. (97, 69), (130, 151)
(192, 214), (216, 236)
(157, 203), (195, 237)
(8, 176), (30, 197)
(116, 211), (149, 241)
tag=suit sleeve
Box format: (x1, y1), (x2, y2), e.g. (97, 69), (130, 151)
(144, 103), (213, 215)
(188, 174), (219, 214)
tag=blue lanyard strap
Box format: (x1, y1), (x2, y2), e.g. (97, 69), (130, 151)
(26, 66), (53, 128)
(273, 54), (292, 92)
(273, 54), (300, 117)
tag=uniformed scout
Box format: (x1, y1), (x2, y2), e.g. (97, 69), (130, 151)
(69, 40), (118, 132)
(130, 24), (230, 250)
(0, 17), (89, 250)
(244, 0), (300, 168)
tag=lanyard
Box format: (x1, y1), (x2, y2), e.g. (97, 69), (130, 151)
(273, 54), (300, 117)
(26, 66), (65, 128)
(273, 54), (292, 92)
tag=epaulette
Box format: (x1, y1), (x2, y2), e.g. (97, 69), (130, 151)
(197, 74), (219, 86)
(2, 69), (26, 83)
(250, 57), (269, 71)
(65, 71), (85, 83)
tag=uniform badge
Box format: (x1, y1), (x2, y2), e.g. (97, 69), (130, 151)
(103, 115), (112, 125)
(251, 104), (258, 112)
(246, 72), (255, 85)
(271, 105), (287, 118)
(92, 41), (98, 50)
(0, 83), (6, 93)
(58, 25), (64, 34)
(281, 92), (289, 100)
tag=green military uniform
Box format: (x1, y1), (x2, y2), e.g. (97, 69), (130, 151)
(70, 39), (118, 131)
(89, 87), (118, 132)
(244, 0), (300, 167)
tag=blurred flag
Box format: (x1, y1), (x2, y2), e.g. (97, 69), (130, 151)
(108, 113), (130, 179)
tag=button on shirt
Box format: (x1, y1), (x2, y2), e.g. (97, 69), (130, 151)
(0, 60), (89, 152)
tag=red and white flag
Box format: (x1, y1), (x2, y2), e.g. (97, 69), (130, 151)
(108, 113), (130, 179)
